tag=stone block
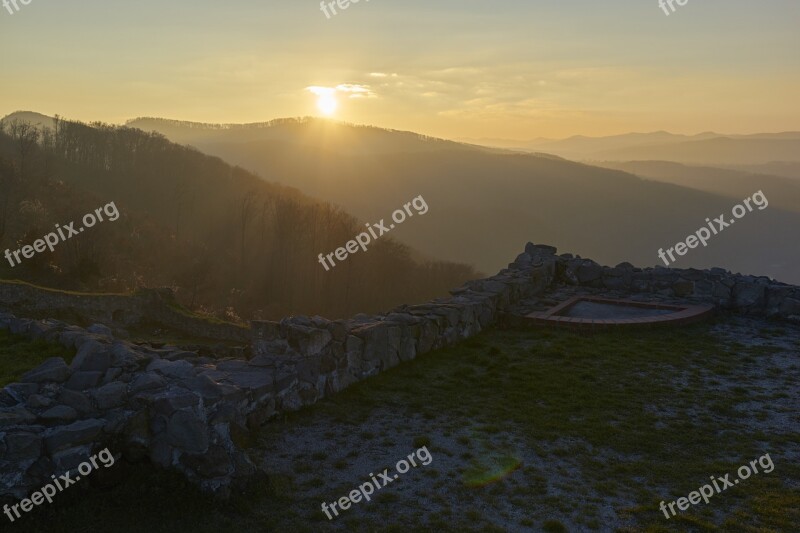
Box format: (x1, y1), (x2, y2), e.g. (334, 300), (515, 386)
(44, 419), (105, 453)
(21, 358), (70, 384)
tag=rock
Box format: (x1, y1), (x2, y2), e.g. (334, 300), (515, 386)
(102, 367), (123, 385)
(779, 298), (800, 316)
(712, 282), (732, 301)
(215, 360), (250, 373)
(733, 283), (766, 309)
(228, 421), (254, 449)
(167, 410), (208, 454)
(577, 261), (603, 283)
(26, 394), (53, 409)
(512, 253), (533, 268)
(122, 410), (150, 457)
(0, 406), (37, 428)
(39, 405), (79, 424)
(603, 276), (629, 290)
(146, 359), (194, 379)
(252, 321), (282, 342)
(245, 399), (276, 430)
(345, 335), (364, 368)
(9, 319), (32, 335)
(286, 325), (332, 356)
(110, 342), (151, 369)
(20, 358), (70, 384)
(5, 383), (39, 403)
(209, 403), (238, 425)
(247, 355), (275, 368)
(93, 382), (128, 410)
(152, 392), (200, 417)
(226, 371), (274, 397)
(86, 324), (113, 337)
(280, 389), (303, 411)
(63, 371), (103, 391)
(59, 390), (94, 415)
(44, 419), (105, 453)
(399, 335), (416, 362)
(182, 374), (225, 402)
(164, 350), (198, 362)
(129, 372), (167, 393)
(101, 409), (133, 434)
(274, 368), (297, 392)
(296, 357), (320, 385)
(51, 444), (92, 473)
(327, 321), (348, 342)
(71, 341), (113, 373)
(525, 243), (557, 257)
(3, 431), (43, 461)
(673, 280), (694, 297)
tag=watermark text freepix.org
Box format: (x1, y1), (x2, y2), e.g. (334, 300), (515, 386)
(320, 0), (371, 19)
(318, 195), (428, 271)
(321, 446), (433, 520)
(3, 0), (32, 15)
(3, 448), (116, 523)
(658, 191), (767, 266)
(659, 453), (774, 519)
(659, 0), (688, 16)
(4, 201), (120, 268)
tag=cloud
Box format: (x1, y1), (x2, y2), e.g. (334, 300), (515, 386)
(335, 84), (377, 98)
(306, 84), (377, 99)
(306, 86), (336, 96)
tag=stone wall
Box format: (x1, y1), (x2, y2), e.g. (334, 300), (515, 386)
(551, 253), (800, 318)
(0, 282), (249, 343)
(2, 243), (798, 501)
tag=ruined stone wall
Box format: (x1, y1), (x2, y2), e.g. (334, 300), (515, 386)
(553, 254), (800, 318)
(0, 282), (250, 343)
(2, 243), (798, 501)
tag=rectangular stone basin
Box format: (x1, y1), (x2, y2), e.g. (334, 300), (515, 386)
(525, 296), (714, 330)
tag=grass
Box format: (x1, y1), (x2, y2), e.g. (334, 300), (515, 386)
(0, 329), (75, 387)
(3, 318), (798, 532)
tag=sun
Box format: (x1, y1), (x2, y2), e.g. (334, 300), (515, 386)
(317, 94), (338, 116)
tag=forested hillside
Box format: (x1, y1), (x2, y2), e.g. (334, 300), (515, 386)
(0, 117), (478, 320)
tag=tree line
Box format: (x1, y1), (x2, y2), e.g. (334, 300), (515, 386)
(0, 117), (480, 322)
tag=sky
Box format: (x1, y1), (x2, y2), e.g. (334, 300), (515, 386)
(1, 0), (799, 140)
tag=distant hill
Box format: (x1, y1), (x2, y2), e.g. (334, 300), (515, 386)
(463, 131), (800, 166)
(590, 137), (800, 166)
(118, 115), (800, 284)
(719, 162), (800, 180)
(595, 161), (800, 214)
(126, 116), (503, 156)
(1, 111), (56, 130)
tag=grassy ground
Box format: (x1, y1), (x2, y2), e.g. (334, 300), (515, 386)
(0, 329), (75, 387)
(3, 317), (799, 532)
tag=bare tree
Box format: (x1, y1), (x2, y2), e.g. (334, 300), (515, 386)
(238, 191), (257, 271)
(6, 119), (41, 180)
(0, 158), (18, 247)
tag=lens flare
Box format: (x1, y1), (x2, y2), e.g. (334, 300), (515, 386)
(463, 454), (522, 487)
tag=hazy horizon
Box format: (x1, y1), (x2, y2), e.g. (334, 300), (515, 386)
(3, 110), (799, 144)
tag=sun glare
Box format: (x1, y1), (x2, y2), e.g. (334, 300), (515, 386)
(317, 94), (338, 116)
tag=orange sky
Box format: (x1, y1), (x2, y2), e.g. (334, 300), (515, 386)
(1, 0), (798, 140)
